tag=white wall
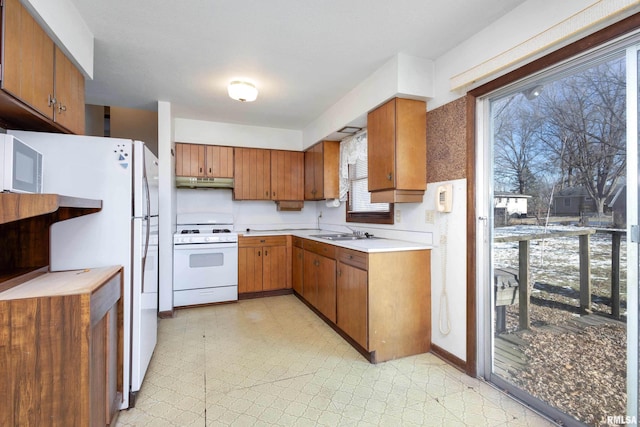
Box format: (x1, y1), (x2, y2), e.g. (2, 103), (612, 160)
(302, 53), (434, 148)
(431, 0), (628, 110)
(158, 101), (175, 313)
(176, 189), (319, 231)
(174, 118), (303, 151)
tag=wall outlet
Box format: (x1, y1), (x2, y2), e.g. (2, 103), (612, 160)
(395, 209), (401, 223)
(425, 210), (435, 224)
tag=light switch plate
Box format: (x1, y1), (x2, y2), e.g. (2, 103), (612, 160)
(425, 210), (435, 224)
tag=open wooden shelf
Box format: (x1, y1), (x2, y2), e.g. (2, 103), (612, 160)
(0, 193), (102, 224)
(0, 193), (103, 287)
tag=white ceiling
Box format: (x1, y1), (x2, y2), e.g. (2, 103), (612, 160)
(69, 0), (524, 131)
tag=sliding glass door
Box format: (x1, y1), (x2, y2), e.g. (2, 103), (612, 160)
(478, 40), (640, 426)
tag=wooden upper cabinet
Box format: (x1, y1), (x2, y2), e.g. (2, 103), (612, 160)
(367, 98), (426, 203)
(175, 143), (233, 178)
(234, 147), (271, 200)
(206, 145), (234, 178)
(271, 150), (303, 201)
(304, 140), (340, 201)
(175, 143), (205, 176)
(0, 0), (85, 134)
(54, 46), (85, 135)
(2, 0), (55, 119)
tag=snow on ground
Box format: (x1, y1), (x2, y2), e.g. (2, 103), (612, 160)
(494, 224), (627, 316)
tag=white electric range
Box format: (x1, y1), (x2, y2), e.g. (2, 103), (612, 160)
(173, 213), (238, 307)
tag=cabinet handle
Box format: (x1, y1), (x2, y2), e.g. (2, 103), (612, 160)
(258, 251), (261, 256)
(200, 167), (203, 173)
(314, 259), (319, 267)
(265, 191), (269, 196)
(209, 168), (212, 174)
(273, 192), (276, 197)
(48, 94), (56, 107)
(265, 250), (268, 256)
(57, 103), (67, 113)
(338, 270), (342, 277)
(349, 255), (353, 259)
(387, 172), (392, 181)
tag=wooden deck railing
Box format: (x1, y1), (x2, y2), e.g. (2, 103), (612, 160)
(494, 228), (626, 330)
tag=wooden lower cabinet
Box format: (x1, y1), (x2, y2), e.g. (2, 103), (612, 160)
(292, 240), (304, 295)
(238, 235), (290, 296)
(315, 253), (336, 323)
(0, 266), (123, 427)
(302, 249), (336, 319)
(296, 238), (431, 363)
(337, 260), (368, 350)
(302, 240), (337, 322)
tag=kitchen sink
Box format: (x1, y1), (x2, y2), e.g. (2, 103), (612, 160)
(310, 233), (378, 241)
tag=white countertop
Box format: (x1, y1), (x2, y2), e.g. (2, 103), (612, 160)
(238, 228), (432, 253)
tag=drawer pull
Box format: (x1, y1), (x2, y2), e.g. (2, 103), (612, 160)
(349, 255), (353, 259)
(260, 239), (266, 243)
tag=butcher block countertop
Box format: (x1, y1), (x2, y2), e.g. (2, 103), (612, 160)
(239, 229), (432, 253)
(0, 265), (122, 300)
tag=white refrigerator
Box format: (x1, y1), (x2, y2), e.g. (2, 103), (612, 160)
(9, 130), (159, 409)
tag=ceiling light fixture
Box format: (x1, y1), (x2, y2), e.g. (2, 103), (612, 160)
(337, 126), (362, 134)
(228, 80), (258, 102)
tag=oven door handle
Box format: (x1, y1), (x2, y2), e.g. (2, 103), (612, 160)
(173, 243), (239, 250)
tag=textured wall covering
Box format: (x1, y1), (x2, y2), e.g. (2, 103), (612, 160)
(426, 96), (468, 183)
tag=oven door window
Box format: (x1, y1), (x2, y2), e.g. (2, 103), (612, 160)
(189, 252), (224, 268)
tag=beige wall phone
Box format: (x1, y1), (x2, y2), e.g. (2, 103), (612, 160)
(437, 184), (453, 213)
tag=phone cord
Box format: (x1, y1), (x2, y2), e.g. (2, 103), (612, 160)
(439, 232), (451, 335)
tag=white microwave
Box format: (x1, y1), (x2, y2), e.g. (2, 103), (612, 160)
(0, 134), (43, 193)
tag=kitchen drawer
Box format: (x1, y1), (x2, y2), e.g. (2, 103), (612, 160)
(239, 235), (287, 247)
(304, 239), (336, 259)
(292, 236), (304, 248)
(338, 248), (368, 270)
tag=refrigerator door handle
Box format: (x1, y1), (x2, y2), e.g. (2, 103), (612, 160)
(142, 148), (151, 286)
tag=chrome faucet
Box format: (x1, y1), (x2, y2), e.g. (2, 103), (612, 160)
(345, 225), (364, 237)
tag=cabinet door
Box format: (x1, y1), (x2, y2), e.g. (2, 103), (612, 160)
(337, 262), (368, 349)
(54, 46), (85, 134)
(206, 145), (233, 178)
(304, 145), (317, 200)
(238, 247), (263, 293)
(316, 255), (336, 323)
(234, 148), (271, 200)
(292, 246), (304, 295)
(262, 245), (287, 291)
(2, 0), (55, 119)
(303, 251), (317, 306)
(367, 98), (396, 191)
(321, 141), (340, 200)
(91, 302), (120, 425)
(175, 144), (205, 177)
(271, 150), (304, 201)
